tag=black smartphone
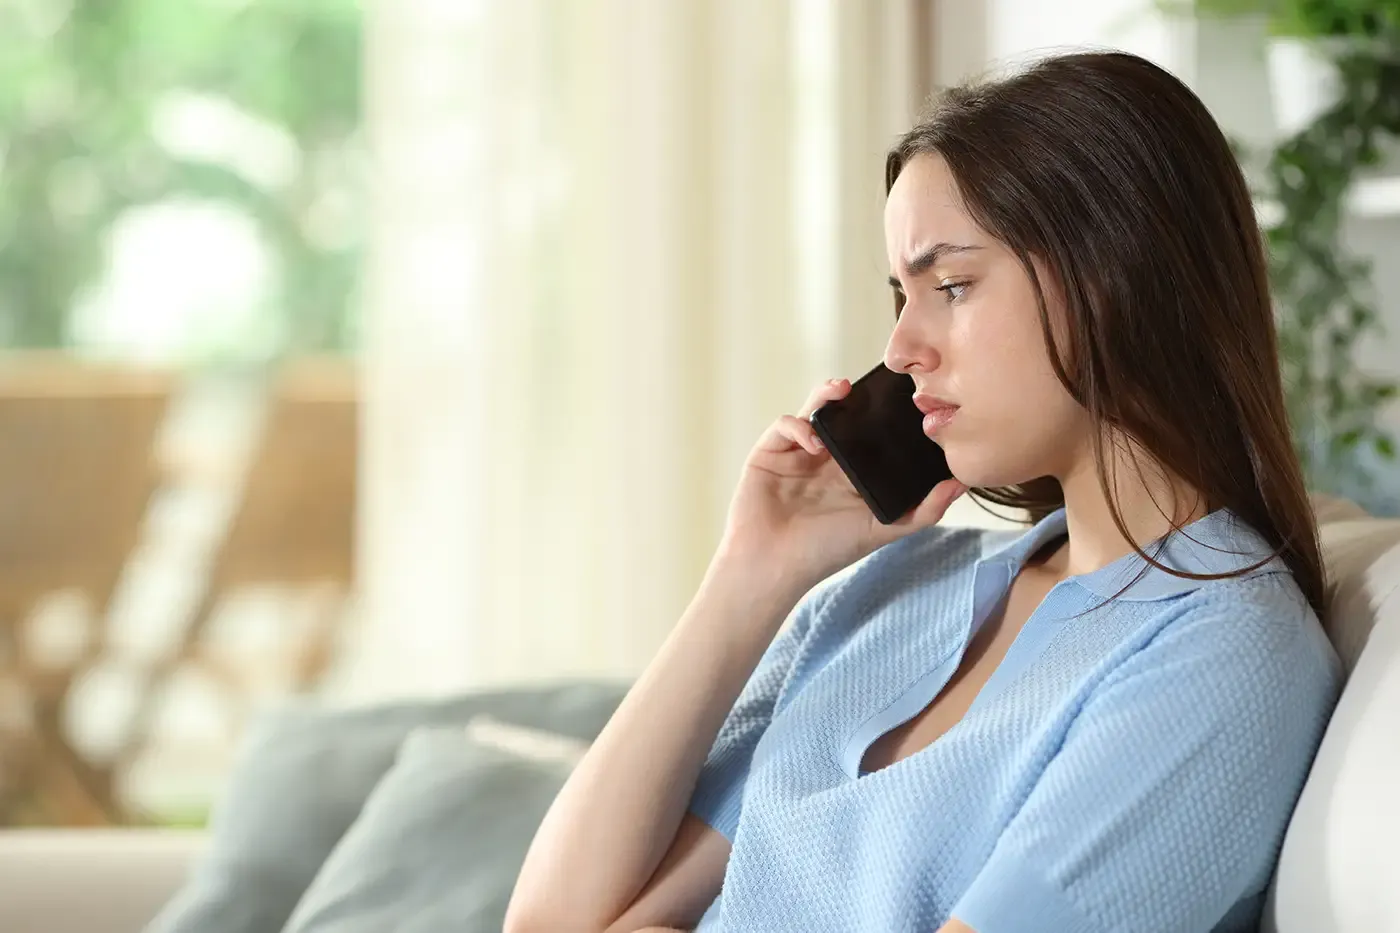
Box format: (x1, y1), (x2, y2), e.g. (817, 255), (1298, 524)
(808, 363), (954, 524)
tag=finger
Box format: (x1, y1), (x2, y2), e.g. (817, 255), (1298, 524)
(756, 414), (828, 456)
(878, 478), (969, 539)
(797, 377), (852, 420)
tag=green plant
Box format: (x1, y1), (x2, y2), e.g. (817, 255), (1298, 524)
(1163, 0), (1400, 506)
(0, 0), (362, 354)
(1186, 0), (1400, 36)
(1265, 46), (1400, 499)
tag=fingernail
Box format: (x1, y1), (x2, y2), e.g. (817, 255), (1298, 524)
(812, 436), (825, 449)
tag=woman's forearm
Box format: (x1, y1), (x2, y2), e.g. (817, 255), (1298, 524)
(506, 555), (803, 933)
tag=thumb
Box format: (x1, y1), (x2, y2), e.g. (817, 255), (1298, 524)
(877, 478), (969, 542)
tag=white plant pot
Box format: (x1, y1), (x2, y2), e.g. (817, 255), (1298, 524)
(1266, 37), (1343, 137)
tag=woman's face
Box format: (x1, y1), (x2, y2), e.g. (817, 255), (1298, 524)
(882, 152), (1091, 488)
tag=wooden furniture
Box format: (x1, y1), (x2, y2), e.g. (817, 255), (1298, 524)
(0, 357), (173, 825)
(118, 358), (359, 781)
(0, 355), (359, 827)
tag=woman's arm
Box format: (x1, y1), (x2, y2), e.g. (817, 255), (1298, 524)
(504, 556), (806, 933)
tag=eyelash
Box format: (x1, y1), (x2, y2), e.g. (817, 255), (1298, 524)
(893, 281), (969, 319)
(936, 282), (969, 303)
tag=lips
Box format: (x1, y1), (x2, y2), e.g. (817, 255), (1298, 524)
(921, 407), (958, 436)
(913, 393), (957, 415)
(913, 394), (959, 436)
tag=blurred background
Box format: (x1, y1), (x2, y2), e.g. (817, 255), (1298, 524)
(1, 0), (1396, 829)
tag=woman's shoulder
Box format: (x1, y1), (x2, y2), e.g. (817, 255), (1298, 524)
(1123, 570), (1342, 703)
(798, 522), (992, 628)
(1172, 567), (1327, 646)
(844, 520), (986, 584)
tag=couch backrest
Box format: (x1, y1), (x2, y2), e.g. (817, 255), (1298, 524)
(1263, 504), (1400, 933)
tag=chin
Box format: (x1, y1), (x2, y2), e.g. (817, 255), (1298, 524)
(939, 444), (1038, 490)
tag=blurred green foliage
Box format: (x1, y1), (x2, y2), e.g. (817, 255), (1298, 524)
(0, 0), (363, 353)
(1185, 0), (1400, 36)
(1168, 0), (1400, 509)
(1265, 44), (1400, 502)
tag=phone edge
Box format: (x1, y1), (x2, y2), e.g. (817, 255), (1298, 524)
(808, 409), (901, 525)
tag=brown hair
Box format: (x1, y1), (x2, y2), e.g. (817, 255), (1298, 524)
(886, 51), (1326, 617)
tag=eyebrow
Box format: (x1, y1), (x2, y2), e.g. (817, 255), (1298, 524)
(887, 243), (982, 289)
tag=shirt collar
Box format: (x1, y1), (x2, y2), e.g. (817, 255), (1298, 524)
(978, 506), (1287, 603)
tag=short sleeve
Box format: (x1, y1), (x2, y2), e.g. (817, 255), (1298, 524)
(686, 579), (832, 842)
(951, 600), (1342, 933)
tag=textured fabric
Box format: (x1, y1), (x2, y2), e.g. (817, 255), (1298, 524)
(282, 727), (576, 933)
(145, 681), (626, 933)
(688, 507), (1342, 933)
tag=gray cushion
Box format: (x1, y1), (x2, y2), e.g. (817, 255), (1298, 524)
(145, 681), (627, 933)
(282, 726), (576, 933)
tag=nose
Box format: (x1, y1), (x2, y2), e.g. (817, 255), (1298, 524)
(882, 306), (942, 375)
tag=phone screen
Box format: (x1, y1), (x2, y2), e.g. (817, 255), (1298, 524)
(808, 363), (954, 524)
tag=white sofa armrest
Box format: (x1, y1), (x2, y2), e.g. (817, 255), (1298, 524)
(0, 829), (206, 933)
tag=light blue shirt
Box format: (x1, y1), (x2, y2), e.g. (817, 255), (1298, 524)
(688, 506), (1342, 932)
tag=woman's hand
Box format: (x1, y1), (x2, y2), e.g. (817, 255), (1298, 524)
(716, 377), (968, 593)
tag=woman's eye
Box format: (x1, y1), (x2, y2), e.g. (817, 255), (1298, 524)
(936, 282), (968, 303)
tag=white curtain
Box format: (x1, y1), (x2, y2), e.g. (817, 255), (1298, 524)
(353, 0), (945, 696)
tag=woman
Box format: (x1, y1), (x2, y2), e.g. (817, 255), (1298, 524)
(506, 51), (1342, 933)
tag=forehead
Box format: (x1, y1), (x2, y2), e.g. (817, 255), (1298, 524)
(883, 153), (981, 261)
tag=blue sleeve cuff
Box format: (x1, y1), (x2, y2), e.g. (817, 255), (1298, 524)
(687, 741), (752, 843)
(952, 853), (1097, 933)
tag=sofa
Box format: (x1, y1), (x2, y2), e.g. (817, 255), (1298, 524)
(0, 495), (1396, 933)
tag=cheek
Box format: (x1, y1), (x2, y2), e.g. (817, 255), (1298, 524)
(943, 385), (1085, 486)
(941, 316), (1085, 484)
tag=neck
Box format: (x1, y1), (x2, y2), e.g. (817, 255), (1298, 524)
(1050, 439), (1208, 581)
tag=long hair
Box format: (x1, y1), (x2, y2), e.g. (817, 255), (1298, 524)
(886, 51), (1326, 617)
